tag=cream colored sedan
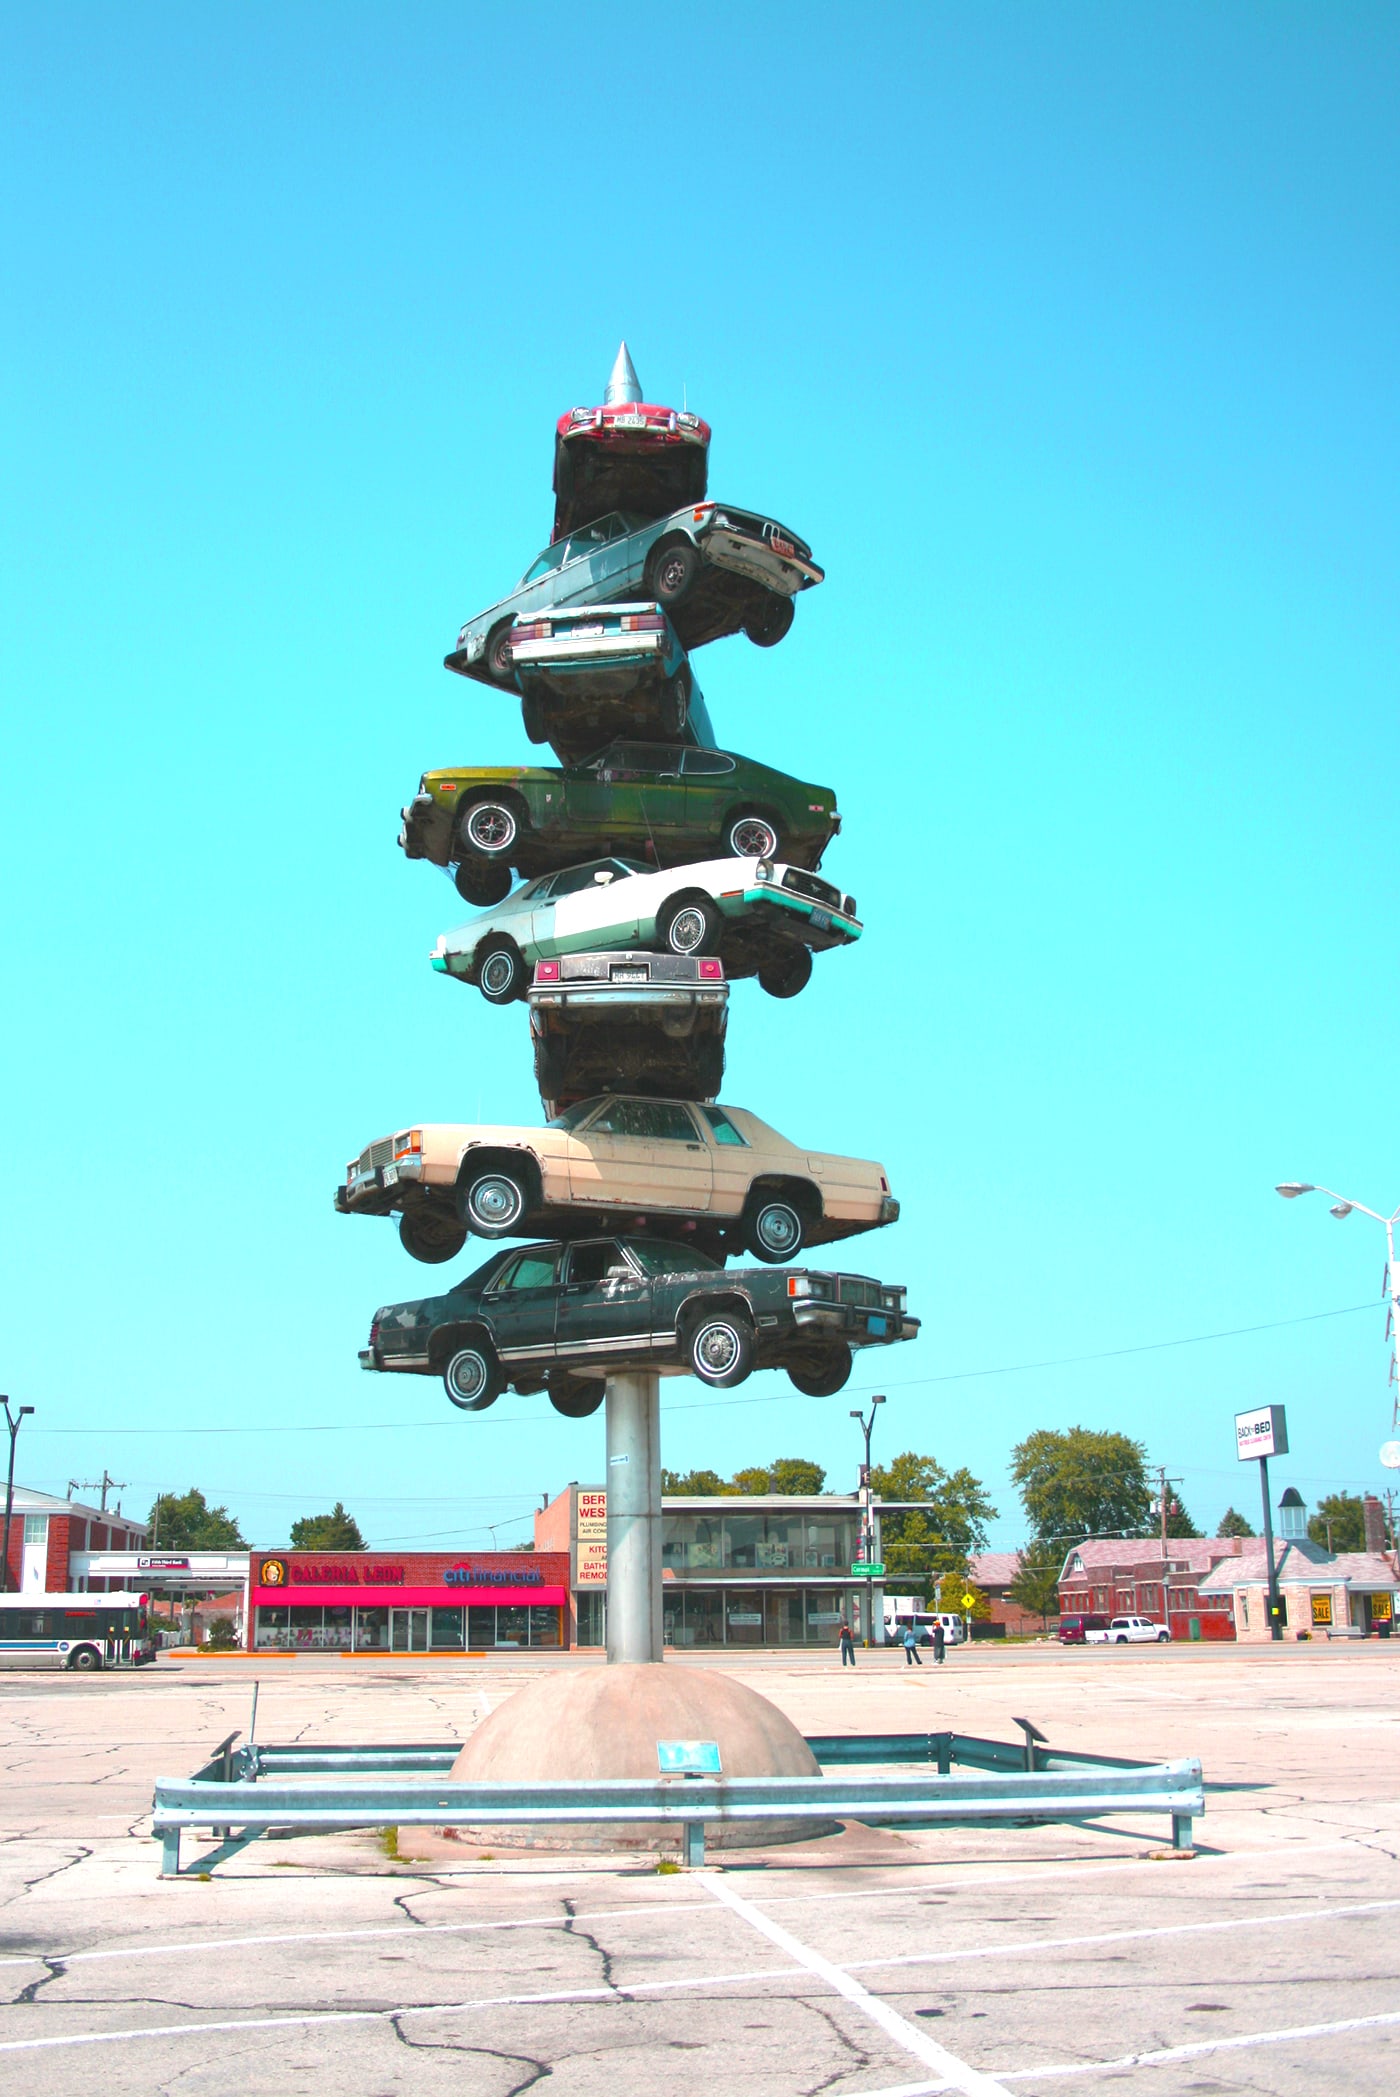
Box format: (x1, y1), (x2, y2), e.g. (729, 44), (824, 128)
(334, 1095), (899, 1266)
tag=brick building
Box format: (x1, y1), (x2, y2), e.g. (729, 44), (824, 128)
(966, 1550), (1049, 1637)
(2, 1486), (148, 1593)
(1057, 1536), (1244, 1640)
(245, 1547), (570, 1652)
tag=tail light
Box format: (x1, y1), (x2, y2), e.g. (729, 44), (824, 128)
(393, 1130), (422, 1160)
(698, 959), (723, 981)
(368, 1319), (382, 1346)
(619, 613), (665, 633)
(513, 620), (551, 642)
(693, 504), (714, 520)
(879, 1175), (888, 1193)
(535, 961), (561, 983)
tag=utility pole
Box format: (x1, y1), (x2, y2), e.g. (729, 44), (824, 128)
(2, 1398), (36, 1595)
(70, 1471), (127, 1513)
(850, 1396), (885, 1647)
(1152, 1466), (1183, 1624)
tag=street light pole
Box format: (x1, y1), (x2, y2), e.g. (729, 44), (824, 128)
(850, 1395), (885, 1647)
(1277, 1183), (1400, 1426)
(2, 1398), (36, 1596)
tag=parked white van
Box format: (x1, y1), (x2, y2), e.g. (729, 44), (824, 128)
(882, 1600), (965, 1647)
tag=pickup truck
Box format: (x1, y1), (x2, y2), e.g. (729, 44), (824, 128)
(1085, 1615), (1171, 1645)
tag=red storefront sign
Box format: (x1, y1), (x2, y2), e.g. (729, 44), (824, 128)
(250, 1549), (569, 1606)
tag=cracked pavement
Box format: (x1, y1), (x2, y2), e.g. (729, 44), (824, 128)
(1, 1644), (1397, 2092)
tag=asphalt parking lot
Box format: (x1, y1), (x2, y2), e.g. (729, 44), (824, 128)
(2, 1642), (1398, 2094)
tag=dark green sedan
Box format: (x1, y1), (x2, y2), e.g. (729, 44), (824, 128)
(399, 741), (840, 905)
(360, 1234), (917, 1414)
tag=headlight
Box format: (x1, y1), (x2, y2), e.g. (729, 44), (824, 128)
(755, 860), (773, 881)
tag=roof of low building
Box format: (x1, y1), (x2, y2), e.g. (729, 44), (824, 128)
(5, 1485), (148, 1533)
(1199, 1542), (1400, 1591)
(1059, 1536), (1243, 1581)
(967, 1551), (1023, 1588)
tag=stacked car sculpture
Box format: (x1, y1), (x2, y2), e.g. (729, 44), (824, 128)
(345, 345), (919, 1418)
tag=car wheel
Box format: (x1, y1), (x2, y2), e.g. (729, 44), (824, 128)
(459, 798), (521, 861)
(475, 937), (526, 1005)
(745, 1196), (807, 1262)
(69, 1646), (102, 1671)
(443, 1343), (502, 1411)
(646, 538), (700, 606)
(454, 860), (513, 906)
(757, 946), (813, 999)
(657, 669), (690, 738)
(521, 691), (549, 744)
(486, 622), (516, 685)
(658, 893), (718, 956)
(726, 812), (781, 860)
(1114, 1634), (1127, 1644)
(549, 1377), (606, 1419)
(685, 1309), (754, 1388)
(786, 1343), (852, 1398)
(1158, 1631), (1170, 1642)
(461, 1169), (529, 1236)
(744, 595), (795, 647)
(398, 1207), (468, 1264)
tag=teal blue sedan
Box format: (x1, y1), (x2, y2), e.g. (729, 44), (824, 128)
(446, 501), (824, 687)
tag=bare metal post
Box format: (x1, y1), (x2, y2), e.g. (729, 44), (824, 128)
(605, 1371), (662, 1664)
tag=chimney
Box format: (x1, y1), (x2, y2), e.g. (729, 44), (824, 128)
(1362, 1494), (1386, 1555)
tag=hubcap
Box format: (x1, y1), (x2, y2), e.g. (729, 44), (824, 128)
(467, 806), (515, 852)
(481, 951), (515, 995)
(732, 819), (777, 857)
(448, 1353), (487, 1402)
(660, 554), (688, 593)
(470, 1176), (523, 1228)
(669, 907), (705, 952)
(697, 1322), (739, 1375)
(757, 1205), (800, 1254)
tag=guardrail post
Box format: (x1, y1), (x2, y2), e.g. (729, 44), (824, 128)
(160, 1827), (181, 1876)
(682, 1820), (706, 1867)
(1172, 1811), (1193, 1851)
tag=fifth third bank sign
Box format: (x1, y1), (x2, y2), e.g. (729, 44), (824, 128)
(1235, 1404), (1289, 1461)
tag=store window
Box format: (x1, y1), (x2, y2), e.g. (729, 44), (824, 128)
(576, 1591), (606, 1647)
(725, 1589), (765, 1645)
(765, 1590), (806, 1644)
(432, 1607), (465, 1649)
(530, 1605), (562, 1648)
(1310, 1592), (1333, 1628)
(356, 1606), (389, 1650)
(495, 1606), (530, 1647)
(255, 1605), (290, 1649)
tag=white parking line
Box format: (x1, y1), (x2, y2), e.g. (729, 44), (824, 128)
(845, 2003), (1400, 2093)
(706, 1875), (1012, 2097)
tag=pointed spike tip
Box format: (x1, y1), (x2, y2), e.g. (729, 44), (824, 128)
(604, 341), (643, 405)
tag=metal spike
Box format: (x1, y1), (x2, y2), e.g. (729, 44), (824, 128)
(604, 341), (642, 405)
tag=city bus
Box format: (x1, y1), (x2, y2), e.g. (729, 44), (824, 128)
(0, 1590), (157, 1670)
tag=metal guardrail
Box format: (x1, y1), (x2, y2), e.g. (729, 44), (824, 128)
(152, 1730), (1204, 1876)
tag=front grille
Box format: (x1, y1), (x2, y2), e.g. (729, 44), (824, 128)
(838, 1277), (882, 1309)
(364, 1139), (394, 1172)
(780, 868), (842, 909)
(718, 510), (812, 562)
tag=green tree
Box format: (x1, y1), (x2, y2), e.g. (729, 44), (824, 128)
(730, 1466), (773, 1495)
(1308, 1492), (1365, 1553)
(766, 1457), (826, 1495)
(289, 1502), (366, 1550)
(870, 1451), (997, 1559)
(1007, 1539), (1064, 1628)
(1164, 1494), (1202, 1539)
(661, 1468), (726, 1495)
(1009, 1427), (1149, 1547)
(148, 1487), (246, 1550)
(1216, 1507), (1256, 1539)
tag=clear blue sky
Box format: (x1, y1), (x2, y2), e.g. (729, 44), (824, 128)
(3, 4), (1397, 1552)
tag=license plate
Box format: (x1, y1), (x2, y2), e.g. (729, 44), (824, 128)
(611, 966), (649, 982)
(771, 534), (795, 558)
(381, 1164), (399, 1187)
(572, 623), (605, 638)
(613, 415), (646, 430)
(866, 1313), (887, 1336)
(808, 908), (831, 931)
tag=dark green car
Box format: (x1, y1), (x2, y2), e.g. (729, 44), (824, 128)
(399, 741), (840, 905)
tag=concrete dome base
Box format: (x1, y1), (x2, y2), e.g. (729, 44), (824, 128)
(448, 1663), (831, 1851)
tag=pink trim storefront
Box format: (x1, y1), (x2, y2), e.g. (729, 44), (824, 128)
(247, 1549), (571, 1653)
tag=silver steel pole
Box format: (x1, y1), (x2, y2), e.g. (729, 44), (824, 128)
(605, 1370), (662, 1664)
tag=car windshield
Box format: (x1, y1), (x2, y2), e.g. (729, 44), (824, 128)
(547, 1099), (604, 1132)
(624, 1240), (722, 1277)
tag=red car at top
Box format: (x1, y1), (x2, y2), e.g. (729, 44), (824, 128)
(553, 343), (710, 541)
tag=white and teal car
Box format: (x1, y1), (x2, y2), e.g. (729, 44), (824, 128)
(445, 501), (824, 688)
(509, 600), (717, 763)
(431, 854), (860, 1006)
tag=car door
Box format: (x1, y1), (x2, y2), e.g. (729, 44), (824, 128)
(691, 1103), (755, 1221)
(553, 1238), (654, 1366)
(476, 1245), (563, 1368)
(566, 1097), (714, 1213)
(553, 527), (614, 608)
(564, 743), (684, 846)
(680, 747), (739, 841)
(543, 862), (636, 955)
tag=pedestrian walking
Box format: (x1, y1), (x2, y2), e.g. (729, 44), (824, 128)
(838, 1619), (856, 1666)
(902, 1625), (923, 1666)
(932, 1621), (946, 1665)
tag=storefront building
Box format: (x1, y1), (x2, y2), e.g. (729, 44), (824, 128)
(246, 1549), (570, 1652)
(536, 1487), (881, 1647)
(1199, 1541), (1400, 1641)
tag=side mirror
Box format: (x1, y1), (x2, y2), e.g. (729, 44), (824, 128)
(593, 870), (614, 885)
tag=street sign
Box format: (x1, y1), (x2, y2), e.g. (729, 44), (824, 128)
(1235, 1404), (1288, 1461)
(851, 1561), (885, 1577)
(960, 1592), (976, 1610)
